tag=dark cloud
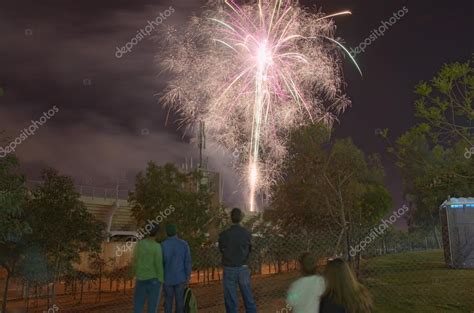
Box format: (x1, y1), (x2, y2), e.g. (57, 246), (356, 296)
(0, 0), (472, 210)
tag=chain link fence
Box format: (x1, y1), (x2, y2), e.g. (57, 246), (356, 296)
(2, 228), (473, 313)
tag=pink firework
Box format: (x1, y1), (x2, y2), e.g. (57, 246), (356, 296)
(160, 0), (360, 211)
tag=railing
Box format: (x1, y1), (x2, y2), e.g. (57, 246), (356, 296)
(75, 185), (129, 200)
(27, 180), (130, 200)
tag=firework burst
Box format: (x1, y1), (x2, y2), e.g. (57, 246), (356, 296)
(160, 0), (360, 211)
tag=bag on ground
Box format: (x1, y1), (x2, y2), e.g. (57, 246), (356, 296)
(184, 286), (198, 313)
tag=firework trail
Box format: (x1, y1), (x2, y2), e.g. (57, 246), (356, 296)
(160, 0), (360, 211)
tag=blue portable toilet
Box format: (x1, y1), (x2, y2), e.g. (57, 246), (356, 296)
(439, 197), (474, 268)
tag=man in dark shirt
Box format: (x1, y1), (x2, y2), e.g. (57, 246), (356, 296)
(218, 208), (257, 313)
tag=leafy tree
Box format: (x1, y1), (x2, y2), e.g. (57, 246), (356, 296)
(268, 125), (392, 260)
(17, 245), (51, 309)
(0, 154), (30, 313)
(129, 162), (214, 251)
(129, 163), (184, 224)
(380, 58), (474, 243)
(413, 58), (473, 146)
(24, 168), (105, 304)
(266, 125), (332, 233)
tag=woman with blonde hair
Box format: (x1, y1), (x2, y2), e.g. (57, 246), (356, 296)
(320, 258), (373, 313)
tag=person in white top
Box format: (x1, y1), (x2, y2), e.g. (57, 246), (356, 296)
(286, 252), (326, 313)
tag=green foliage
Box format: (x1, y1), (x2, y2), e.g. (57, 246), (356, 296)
(268, 124), (392, 256)
(383, 58), (474, 232)
(0, 154), (30, 311)
(17, 245), (52, 284)
(0, 155), (30, 277)
(129, 162), (184, 223)
(0, 154), (30, 246)
(24, 168), (105, 277)
(0, 152), (106, 308)
(266, 125), (332, 231)
(129, 162), (214, 251)
(413, 59), (473, 145)
(394, 129), (473, 230)
(358, 182), (393, 225)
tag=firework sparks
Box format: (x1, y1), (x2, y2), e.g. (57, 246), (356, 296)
(160, 0), (360, 211)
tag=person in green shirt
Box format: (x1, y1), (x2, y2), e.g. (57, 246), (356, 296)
(133, 224), (164, 313)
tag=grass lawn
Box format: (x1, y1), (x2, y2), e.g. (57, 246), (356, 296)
(5, 250), (473, 312)
(362, 250), (474, 313)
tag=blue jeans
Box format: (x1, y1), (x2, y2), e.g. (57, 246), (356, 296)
(164, 283), (186, 313)
(134, 278), (162, 313)
(223, 266), (257, 313)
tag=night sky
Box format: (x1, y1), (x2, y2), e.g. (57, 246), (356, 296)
(0, 0), (472, 208)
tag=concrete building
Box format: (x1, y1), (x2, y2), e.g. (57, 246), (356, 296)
(77, 167), (222, 241)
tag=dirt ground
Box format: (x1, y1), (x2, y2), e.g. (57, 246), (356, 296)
(6, 271), (299, 313)
(6, 250), (473, 313)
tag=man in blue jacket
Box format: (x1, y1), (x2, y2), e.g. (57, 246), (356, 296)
(162, 224), (192, 313)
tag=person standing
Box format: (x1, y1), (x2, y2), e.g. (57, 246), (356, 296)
(162, 224), (192, 313)
(319, 258), (373, 313)
(218, 208), (258, 313)
(286, 252), (326, 313)
(133, 224), (164, 313)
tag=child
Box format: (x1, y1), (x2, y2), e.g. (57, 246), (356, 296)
(286, 252), (326, 313)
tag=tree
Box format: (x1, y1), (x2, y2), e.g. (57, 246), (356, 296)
(24, 168), (105, 305)
(268, 125), (392, 260)
(413, 58), (473, 146)
(391, 130), (473, 245)
(129, 162), (214, 252)
(89, 252), (109, 302)
(380, 58), (474, 242)
(322, 140), (392, 260)
(17, 245), (51, 310)
(266, 125), (333, 233)
(0, 154), (30, 313)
